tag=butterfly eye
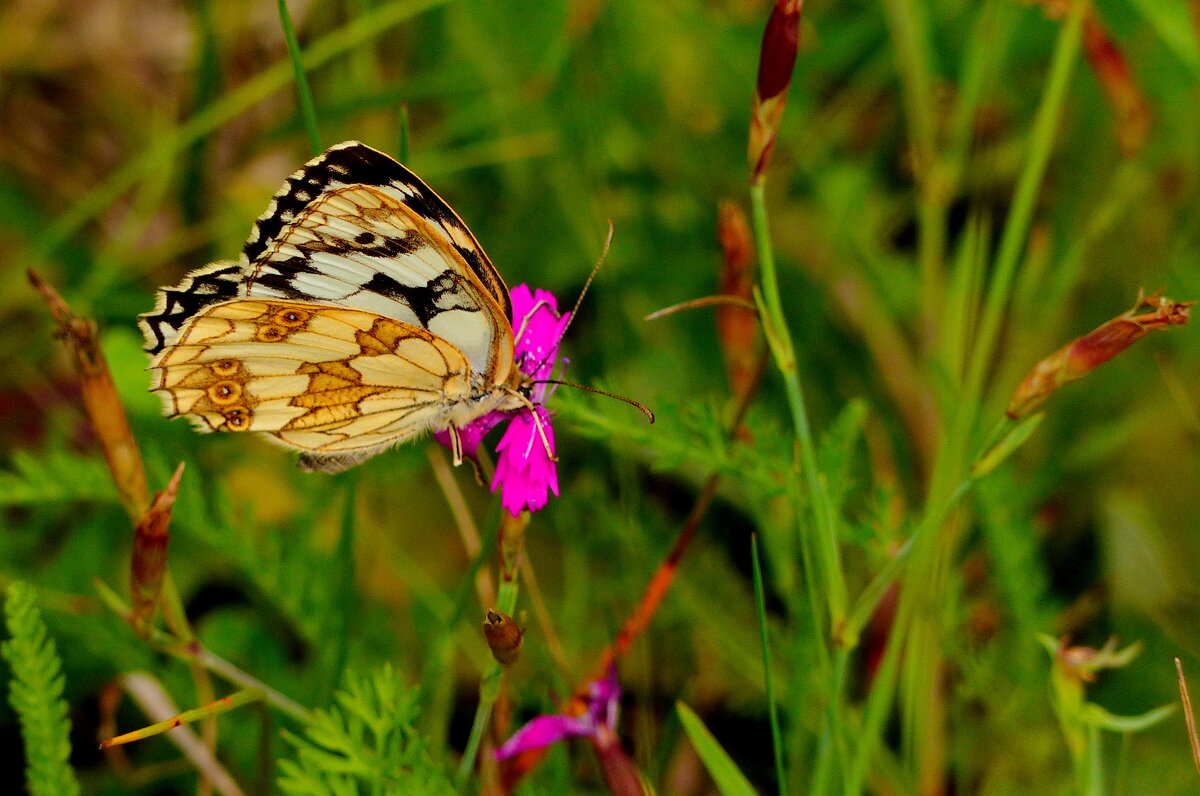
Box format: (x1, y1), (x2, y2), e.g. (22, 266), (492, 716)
(223, 406), (251, 430)
(207, 381), (243, 405)
(210, 359), (240, 376)
(255, 324), (289, 342)
(273, 308), (311, 328)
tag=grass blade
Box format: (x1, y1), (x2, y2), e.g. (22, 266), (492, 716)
(751, 535), (787, 796)
(277, 0), (323, 154)
(676, 701), (757, 796)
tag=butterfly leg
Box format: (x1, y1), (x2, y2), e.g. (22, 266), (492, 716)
(528, 408), (557, 463)
(506, 388), (557, 463)
(447, 425), (464, 467)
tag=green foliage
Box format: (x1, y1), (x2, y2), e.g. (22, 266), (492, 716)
(1, 582), (80, 796)
(4, 0), (1200, 792)
(277, 664), (453, 796)
(0, 450), (117, 508)
(675, 701), (757, 796)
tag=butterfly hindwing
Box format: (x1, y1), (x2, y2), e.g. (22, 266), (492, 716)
(139, 261), (244, 356)
(149, 300), (479, 457)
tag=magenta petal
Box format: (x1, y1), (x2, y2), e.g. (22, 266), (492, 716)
(493, 714), (594, 761)
(510, 284), (571, 387)
(433, 284), (569, 515)
(590, 664), (622, 731)
(491, 406), (558, 516)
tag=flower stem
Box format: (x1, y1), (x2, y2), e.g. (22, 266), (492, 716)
(856, 3), (1089, 788)
(748, 182), (847, 633)
(749, 178), (848, 789)
(454, 568), (520, 787)
(93, 579), (311, 723)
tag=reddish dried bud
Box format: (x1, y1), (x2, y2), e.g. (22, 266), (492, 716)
(1051, 636), (1141, 686)
(716, 201), (758, 399)
(1007, 292), (1193, 419)
(756, 0), (802, 101)
(29, 270), (149, 522)
(749, 0), (803, 181)
(1033, 1), (1150, 156)
(483, 609), (524, 666)
(130, 463), (184, 635)
(1082, 11), (1150, 157)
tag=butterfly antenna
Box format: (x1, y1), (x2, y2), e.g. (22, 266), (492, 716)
(531, 379), (654, 424)
(559, 220), (614, 342)
(521, 221), (614, 377)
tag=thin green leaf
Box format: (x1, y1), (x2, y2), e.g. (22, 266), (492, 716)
(277, 0), (323, 154)
(676, 701), (757, 796)
(1081, 703), (1177, 734)
(971, 413), (1043, 479)
(751, 536), (787, 796)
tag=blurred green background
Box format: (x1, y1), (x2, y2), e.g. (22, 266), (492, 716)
(3, 0), (1200, 793)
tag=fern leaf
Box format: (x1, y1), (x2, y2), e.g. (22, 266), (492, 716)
(2, 581), (81, 796)
(277, 664), (453, 795)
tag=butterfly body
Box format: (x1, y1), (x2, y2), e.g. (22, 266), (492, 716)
(142, 141), (532, 472)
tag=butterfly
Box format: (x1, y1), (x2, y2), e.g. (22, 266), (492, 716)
(140, 141), (540, 473)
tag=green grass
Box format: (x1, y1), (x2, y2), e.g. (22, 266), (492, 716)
(2, 0), (1200, 793)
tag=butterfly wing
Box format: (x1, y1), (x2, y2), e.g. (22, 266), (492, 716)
(240, 182), (512, 384)
(149, 299), (486, 471)
(140, 141), (513, 385)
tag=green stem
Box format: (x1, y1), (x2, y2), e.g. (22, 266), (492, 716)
(93, 579), (311, 723)
(865, 2), (1089, 786)
(277, 0), (323, 154)
(879, 0), (944, 339)
(398, 102), (411, 163)
(454, 579), (520, 787)
(752, 536), (788, 796)
(749, 182), (847, 632)
(963, 0), (1088, 407)
(750, 179), (848, 792)
(103, 687), (265, 747)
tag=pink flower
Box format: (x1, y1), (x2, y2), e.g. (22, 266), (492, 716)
(435, 285), (570, 516)
(494, 665), (620, 760)
(492, 404), (559, 515)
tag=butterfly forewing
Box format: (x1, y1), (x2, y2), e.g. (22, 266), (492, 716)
(241, 141), (511, 317)
(140, 141), (512, 361)
(242, 183), (511, 382)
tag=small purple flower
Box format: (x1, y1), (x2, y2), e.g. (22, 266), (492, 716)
(435, 284), (570, 516)
(494, 665), (620, 761)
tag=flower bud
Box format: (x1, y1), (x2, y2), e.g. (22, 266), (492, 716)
(483, 609), (524, 666)
(1034, 1), (1150, 157)
(1082, 12), (1150, 157)
(29, 270), (149, 521)
(716, 201), (758, 399)
(1007, 292), (1192, 419)
(749, 0), (803, 182)
(130, 463), (184, 635)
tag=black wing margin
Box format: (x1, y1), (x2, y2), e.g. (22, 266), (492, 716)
(241, 141), (512, 322)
